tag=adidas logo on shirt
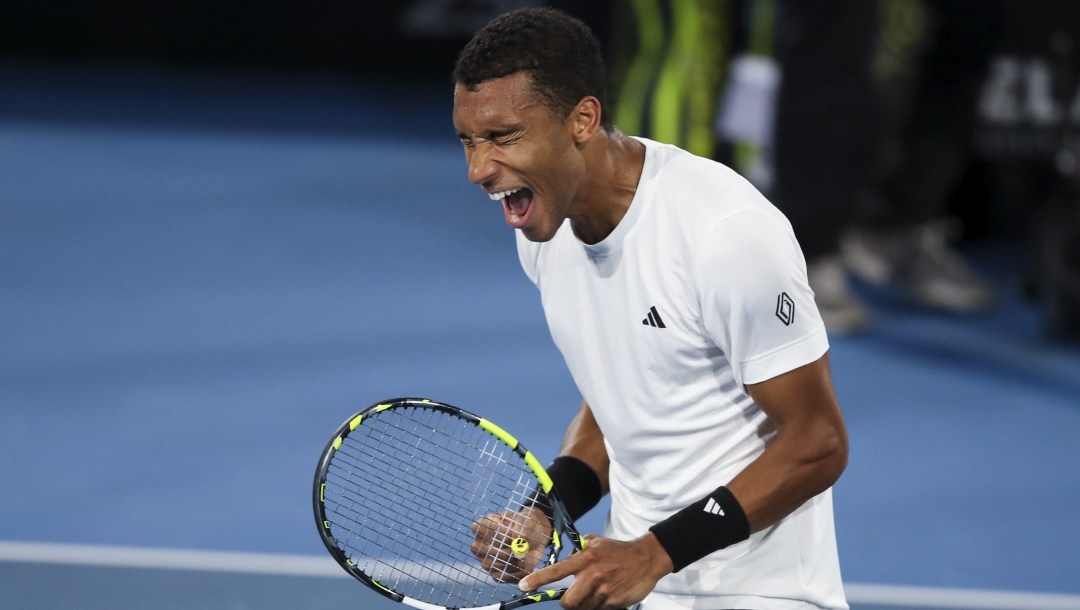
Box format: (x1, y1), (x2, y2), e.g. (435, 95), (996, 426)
(703, 497), (725, 516)
(642, 306), (666, 328)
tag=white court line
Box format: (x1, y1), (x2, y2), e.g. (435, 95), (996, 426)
(844, 583), (1080, 610)
(2, 541), (1079, 610)
(0, 540), (346, 578)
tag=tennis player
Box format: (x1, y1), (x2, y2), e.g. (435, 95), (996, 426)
(453, 8), (849, 610)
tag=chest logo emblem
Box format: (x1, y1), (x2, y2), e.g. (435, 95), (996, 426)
(641, 305), (667, 328)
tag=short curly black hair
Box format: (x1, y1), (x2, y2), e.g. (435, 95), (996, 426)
(453, 8), (612, 131)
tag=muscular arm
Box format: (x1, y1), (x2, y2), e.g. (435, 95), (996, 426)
(728, 351), (849, 532)
(557, 399), (610, 494)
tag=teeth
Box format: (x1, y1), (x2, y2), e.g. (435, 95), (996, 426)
(488, 188), (521, 201)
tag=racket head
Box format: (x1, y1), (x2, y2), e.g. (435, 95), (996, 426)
(313, 398), (582, 610)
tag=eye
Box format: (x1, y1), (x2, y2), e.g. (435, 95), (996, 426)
(494, 132), (522, 146)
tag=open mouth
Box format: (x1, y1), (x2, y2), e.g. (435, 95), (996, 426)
(489, 187), (534, 228)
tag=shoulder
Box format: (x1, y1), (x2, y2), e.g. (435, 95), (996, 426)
(635, 137), (776, 225)
(632, 138), (795, 263)
(636, 137), (751, 189)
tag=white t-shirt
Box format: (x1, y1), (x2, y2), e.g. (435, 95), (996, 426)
(516, 138), (847, 610)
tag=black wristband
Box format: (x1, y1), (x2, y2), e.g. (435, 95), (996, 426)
(648, 486), (750, 573)
(544, 455), (603, 522)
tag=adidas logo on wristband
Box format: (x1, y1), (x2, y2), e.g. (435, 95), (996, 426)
(703, 497), (726, 516)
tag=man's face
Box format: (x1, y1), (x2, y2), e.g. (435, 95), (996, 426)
(452, 72), (583, 242)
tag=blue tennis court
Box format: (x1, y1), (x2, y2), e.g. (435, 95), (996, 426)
(2, 60), (1079, 610)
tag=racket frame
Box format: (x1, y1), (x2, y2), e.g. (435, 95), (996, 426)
(313, 397), (585, 610)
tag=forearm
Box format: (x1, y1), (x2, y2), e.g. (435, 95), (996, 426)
(649, 354), (848, 572)
(733, 354), (848, 531)
(649, 423), (845, 573)
(726, 418), (847, 532)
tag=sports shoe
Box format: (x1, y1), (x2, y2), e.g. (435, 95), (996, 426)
(841, 219), (996, 313)
(807, 255), (869, 334)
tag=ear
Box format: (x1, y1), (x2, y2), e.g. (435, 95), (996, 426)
(569, 96), (603, 144)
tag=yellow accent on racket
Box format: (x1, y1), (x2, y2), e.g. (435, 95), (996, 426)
(478, 418), (519, 449)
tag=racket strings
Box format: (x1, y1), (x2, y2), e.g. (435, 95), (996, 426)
(328, 414), (537, 595)
(328, 430), (484, 594)
(331, 413), (491, 575)
(321, 406), (551, 608)
(329, 448), (487, 578)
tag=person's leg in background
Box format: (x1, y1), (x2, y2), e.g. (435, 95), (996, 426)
(843, 0), (1005, 312)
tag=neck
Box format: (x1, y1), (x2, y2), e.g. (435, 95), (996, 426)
(570, 129), (646, 245)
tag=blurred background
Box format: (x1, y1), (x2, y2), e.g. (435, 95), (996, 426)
(2, 1), (1079, 609)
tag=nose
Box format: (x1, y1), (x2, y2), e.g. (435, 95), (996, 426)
(466, 143), (497, 186)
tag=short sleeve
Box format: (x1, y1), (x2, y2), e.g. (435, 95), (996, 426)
(694, 209), (828, 386)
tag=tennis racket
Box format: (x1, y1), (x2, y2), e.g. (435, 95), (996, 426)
(313, 397), (589, 610)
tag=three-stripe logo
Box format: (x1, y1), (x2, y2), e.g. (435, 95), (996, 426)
(703, 497), (725, 516)
(642, 306), (666, 328)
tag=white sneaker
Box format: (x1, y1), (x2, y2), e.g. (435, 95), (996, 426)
(841, 219), (996, 313)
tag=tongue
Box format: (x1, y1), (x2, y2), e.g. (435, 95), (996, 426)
(506, 188), (533, 216)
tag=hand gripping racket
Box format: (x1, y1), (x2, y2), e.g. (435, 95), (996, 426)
(313, 398), (588, 610)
